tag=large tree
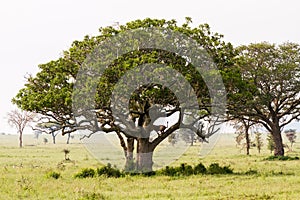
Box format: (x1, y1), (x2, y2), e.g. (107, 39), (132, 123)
(232, 42), (300, 156)
(13, 18), (237, 172)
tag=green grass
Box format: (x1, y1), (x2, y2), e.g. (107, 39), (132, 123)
(0, 133), (299, 199)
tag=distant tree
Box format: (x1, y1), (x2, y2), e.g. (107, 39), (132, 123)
(168, 133), (177, 146)
(284, 129), (297, 151)
(35, 122), (60, 144)
(7, 110), (35, 148)
(43, 137), (48, 145)
(232, 119), (257, 155)
(63, 149), (70, 160)
(267, 134), (275, 154)
(33, 130), (42, 139)
(255, 132), (263, 154)
(64, 127), (74, 144)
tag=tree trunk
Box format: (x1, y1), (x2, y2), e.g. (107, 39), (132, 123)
(136, 138), (154, 172)
(124, 138), (135, 171)
(52, 133), (56, 144)
(245, 126), (250, 155)
(66, 133), (70, 144)
(271, 125), (284, 156)
(19, 131), (23, 148)
(191, 132), (194, 146)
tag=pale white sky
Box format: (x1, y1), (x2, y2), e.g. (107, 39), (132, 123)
(0, 0), (299, 133)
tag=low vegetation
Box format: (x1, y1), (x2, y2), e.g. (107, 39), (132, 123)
(0, 134), (299, 199)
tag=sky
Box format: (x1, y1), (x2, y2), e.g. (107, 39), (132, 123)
(0, 0), (299, 134)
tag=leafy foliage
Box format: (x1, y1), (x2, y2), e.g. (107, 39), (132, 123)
(96, 163), (123, 178)
(74, 168), (96, 178)
(158, 162), (232, 176)
(207, 163), (233, 174)
(46, 171), (61, 179)
(264, 156), (299, 161)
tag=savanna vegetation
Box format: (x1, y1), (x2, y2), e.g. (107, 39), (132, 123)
(0, 134), (299, 199)
(4, 18), (300, 199)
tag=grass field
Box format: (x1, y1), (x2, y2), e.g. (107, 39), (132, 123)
(0, 132), (299, 199)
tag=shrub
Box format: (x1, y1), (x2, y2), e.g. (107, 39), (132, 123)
(244, 169), (258, 175)
(97, 163), (123, 178)
(207, 163), (233, 174)
(193, 163), (207, 174)
(264, 155), (299, 161)
(74, 168), (96, 178)
(159, 163), (207, 176)
(46, 171), (61, 179)
(159, 166), (178, 176)
(178, 163), (194, 176)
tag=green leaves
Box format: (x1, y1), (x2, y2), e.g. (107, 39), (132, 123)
(13, 18), (237, 138)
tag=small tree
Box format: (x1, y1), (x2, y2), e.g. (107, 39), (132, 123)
(35, 122), (60, 144)
(232, 119), (255, 155)
(7, 110), (35, 148)
(33, 130), (42, 140)
(43, 137), (48, 145)
(267, 134), (275, 154)
(284, 129), (297, 151)
(63, 149), (70, 160)
(168, 133), (176, 146)
(255, 132), (263, 154)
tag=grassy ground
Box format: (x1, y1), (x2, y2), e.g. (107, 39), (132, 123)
(0, 133), (299, 199)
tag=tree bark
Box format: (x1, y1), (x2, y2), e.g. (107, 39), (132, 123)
(125, 138), (135, 171)
(245, 125), (250, 155)
(52, 133), (56, 144)
(66, 133), (70, 144)
(272, 125), (284, 156)
(136, 137), (154, 172)
(191, 132), (194, 146)
(19, 131), (23, 148)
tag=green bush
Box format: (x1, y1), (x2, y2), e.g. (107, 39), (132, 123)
(158, 163), (208, 176)
(158, 166), (178, 176)
(264, 155), (299, 161)
(207, 163), (233, 174)
(97, 163), (123, 178)
(244, 169), (258, 175)
(74, 162), (235, 178)
(180, 163), (194, 176)
(193, 163), (207, 174)
(46, 171), (61, 179)
(74, 168), (96, 178)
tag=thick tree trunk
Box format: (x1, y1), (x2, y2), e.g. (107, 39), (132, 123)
(271, 125), (284, 156)
(136, 138), (154, 172)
